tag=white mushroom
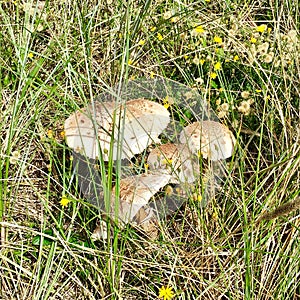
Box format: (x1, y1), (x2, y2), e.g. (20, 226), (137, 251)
(120, 99), (170, 159)
(64, 101), (116, 159)
(179, 121), (236, 161)
(147, 143), (197, 183)
(110, 173), (171, 225)
(64, 99), (170, 160)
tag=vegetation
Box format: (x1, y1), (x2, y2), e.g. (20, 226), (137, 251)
(0, 0), (299, 299)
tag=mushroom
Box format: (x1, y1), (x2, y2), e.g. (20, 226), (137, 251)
(64, 101), (116, 160)
(64, 98), (170, 160)
(110, 173), (171, 225)
(179, 120), (236, 161)
(120, 99), (170, 159)
(91, 219), (108, 241)
(147, 143), (197, 183)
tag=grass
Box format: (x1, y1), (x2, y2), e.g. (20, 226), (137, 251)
(0, 0), (299, 299)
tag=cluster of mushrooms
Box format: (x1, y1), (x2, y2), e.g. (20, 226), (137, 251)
(64, 98), (236, 239)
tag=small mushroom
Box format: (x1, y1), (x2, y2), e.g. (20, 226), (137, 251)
(64, 99), (170, 160)
(179, 121), (236, 161)
(91, 219), (108, 241)
(147, 143), (197, 183)
(110, 173), (171, 225)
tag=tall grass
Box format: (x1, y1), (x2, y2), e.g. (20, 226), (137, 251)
(1, 1), (299, 299)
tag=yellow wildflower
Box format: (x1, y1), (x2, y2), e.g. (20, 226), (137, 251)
(163, 95), (175, 105)
(214, 61), (221, 71)
(128, 59), (133, 65)
(28, 52), (34, 59)
(250, 37), (257, 43)
(150, 71), (155, 78)
(233, 55), (239, 61)
(150, 26), (156, 32)
(256, 24), (267, 33)
(210, 72), (217, 79)
(47, 129), (53, 138)
(170, 16), (179, 23)
(192, 25), (205, 35)
(200, 58), (205, 65)
(255, 89), (262, 93)
(159, 286), (174, 300)
(138, 39), (146, 46)
(195, 25), (205, 33)
(60, 196), (70, 207)
(213, 36), (222, 44)
(162, 158), (173, 165)
(212, 211), (218, 221)
(157, 33), (163, 41)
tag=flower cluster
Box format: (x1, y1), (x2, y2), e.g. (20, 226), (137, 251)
(216, 90), (254, 118)
(127, 8), (298, 117)
(276, 29), (299, 67)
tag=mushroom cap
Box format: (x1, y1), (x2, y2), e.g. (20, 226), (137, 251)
(91, 219), (108, 240)
(179, 120), (236, 161)
(147, 143), (197, 183)
(110, 173), (171, 224)
(64, 101), (116, 159)
(120, 99), (170, 158)
(64, 99), (170, 160)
